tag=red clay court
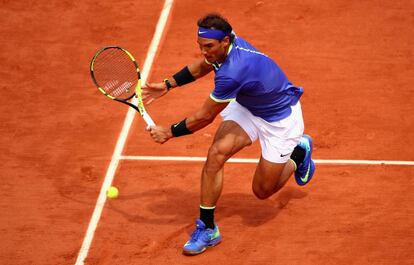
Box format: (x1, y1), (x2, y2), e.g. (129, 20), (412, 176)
(1, 0), (413, 264)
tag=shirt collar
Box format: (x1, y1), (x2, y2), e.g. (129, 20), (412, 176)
(210, 43), (233, 70)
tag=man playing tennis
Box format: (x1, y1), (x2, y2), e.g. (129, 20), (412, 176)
(143, 13), (315, 255)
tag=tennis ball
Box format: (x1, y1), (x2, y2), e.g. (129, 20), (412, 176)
(107, 186), (119, 199)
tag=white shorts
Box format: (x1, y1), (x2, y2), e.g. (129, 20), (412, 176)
(220, 100), (304, 163)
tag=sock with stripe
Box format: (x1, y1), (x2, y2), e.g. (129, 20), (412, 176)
(290, 145), (306, 170)
(200, 205), (215, 229)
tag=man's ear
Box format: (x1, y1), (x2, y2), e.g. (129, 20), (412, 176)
(222, 36), (230, 46)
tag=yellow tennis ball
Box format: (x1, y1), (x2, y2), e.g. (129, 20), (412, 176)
(107, 186), (119, 199)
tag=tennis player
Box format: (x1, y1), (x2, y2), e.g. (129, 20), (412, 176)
(143, 13), (315, 255)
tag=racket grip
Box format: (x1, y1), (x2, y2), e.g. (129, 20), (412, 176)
(142, 112), (156, 127)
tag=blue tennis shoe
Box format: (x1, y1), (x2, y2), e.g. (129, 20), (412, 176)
(182, 219), (222, 255)
(294, 134), (315, 186)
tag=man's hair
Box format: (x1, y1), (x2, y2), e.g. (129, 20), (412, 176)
(197, 13), (235, 42)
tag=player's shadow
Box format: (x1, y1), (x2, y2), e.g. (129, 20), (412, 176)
(221, 186), (307, 226)
(108, 186), (307, 227)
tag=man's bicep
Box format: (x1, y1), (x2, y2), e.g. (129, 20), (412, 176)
(185, 97), (228, 133)
(204, 97), (229, 117)
(200, 59), (214, 74)
(188, 58), (214, 79)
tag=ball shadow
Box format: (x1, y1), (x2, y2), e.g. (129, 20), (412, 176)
(108, 186), (307, 227)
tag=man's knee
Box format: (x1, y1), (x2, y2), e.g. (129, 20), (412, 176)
(203, 144), (226, 173)
(252, 182), (277, 200)
(207, 143), (229, 163)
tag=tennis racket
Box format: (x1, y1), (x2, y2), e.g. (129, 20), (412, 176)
(90, 46), (155, 126)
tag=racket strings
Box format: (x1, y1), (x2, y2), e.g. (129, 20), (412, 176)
(93, 48), (138, 100)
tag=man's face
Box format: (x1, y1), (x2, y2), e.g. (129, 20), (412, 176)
(197, 36), (230, 63)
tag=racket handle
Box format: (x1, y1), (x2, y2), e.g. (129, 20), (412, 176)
(142, 112), (156, 127)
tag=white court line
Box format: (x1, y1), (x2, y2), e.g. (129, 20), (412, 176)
(74, 1), (174, 264)
(120, 155), (414, 166)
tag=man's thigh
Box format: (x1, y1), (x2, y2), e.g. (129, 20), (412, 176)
(209, 120), (252, 158)
(252, 156), (286, 189)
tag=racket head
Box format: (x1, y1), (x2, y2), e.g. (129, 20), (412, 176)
(90, 46), (140, 101)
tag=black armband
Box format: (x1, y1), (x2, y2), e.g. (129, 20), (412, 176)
(173, 66), (195, 86)
(171, 118), (193, 137)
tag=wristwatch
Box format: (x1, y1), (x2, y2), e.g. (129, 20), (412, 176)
(163, 79), (172, 91)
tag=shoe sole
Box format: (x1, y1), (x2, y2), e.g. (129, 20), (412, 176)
(182, 239), (222, 256)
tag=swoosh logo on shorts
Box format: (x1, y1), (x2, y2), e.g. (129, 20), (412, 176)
(198, 31), (207, 34)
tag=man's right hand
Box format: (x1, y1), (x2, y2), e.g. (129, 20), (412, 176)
(146, 125), (173, 144)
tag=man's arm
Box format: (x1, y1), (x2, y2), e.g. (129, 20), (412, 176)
(185, 96), (228, 132)
(148, 97), (229, 144)
(142, 58), (213, 104)
(165, 58), (214, 89)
